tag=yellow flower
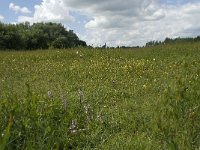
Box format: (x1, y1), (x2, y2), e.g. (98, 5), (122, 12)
(143, 84), (147, 89)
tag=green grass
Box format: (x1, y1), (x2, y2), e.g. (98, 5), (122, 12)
(0, 43), (200, 149)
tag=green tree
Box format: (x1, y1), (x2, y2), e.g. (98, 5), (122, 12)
(0, 22), (87, 50)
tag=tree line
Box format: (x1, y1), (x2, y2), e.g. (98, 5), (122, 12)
(0, 22), (87, 50)
(146, 36), (200, 47)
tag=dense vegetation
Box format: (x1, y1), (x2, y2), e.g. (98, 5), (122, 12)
(0, 22), (87, 50)
(146, 36), (200, 47)
(0, 43), (199, 149)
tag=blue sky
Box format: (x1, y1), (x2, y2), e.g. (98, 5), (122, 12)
(0, 0), (200, 46)
(0, 0), (90, 37)
(0, 0), (39, 23)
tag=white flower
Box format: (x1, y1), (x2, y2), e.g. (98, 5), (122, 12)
(47, 91), (52, 98)
(69, 119), (77, 133)
(84, 104), (90, 114)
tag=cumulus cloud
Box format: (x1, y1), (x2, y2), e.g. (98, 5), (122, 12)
(16, 0), (200, 46)
(9, 3), (31, 14)
(62, 0), (166, 45)
(33, 0), (74, 22)
(0, 15), (4, 21)
(65, 0), (165, 24)
(18, 16), (33, 23)
(64, 0), (200, 46)
(17, 0), (74, 23)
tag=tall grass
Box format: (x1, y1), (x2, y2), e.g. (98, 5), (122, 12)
(0, 43), (200, 149)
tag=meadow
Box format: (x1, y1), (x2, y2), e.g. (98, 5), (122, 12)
(0, 43), (200, 149)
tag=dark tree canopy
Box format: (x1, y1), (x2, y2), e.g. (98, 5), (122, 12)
(0, 22), (87, 50)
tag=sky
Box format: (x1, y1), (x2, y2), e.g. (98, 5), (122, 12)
(0, 0), (200, 46)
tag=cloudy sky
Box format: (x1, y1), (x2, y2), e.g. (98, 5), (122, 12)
(0, 0), (200, 46)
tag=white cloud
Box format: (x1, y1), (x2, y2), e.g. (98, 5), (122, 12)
(9, 3), (31, 14)
(64, 0), (200, 46)
(62, 0), (167, 46)
(17, 0), (74, 23)
(0, 15), (4, 21)
(33, 0), (74, 22)
(16, 0), (200, 46)
(18, 16), (33, 23)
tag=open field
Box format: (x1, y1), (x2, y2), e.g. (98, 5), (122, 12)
(0, 43), (200, 149)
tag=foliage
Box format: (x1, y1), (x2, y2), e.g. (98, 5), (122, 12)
(146, 36), (200, 47)
(0, 22), (87, 50)
(0, 43), (200, 149)
(51, 36), (69, 49)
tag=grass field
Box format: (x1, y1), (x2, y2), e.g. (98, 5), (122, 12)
(0, 43), (200, 149)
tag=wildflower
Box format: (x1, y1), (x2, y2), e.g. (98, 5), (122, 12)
(84, 104), (93, 122)
(143, 84), (147, 89)
(97, 112), (103, 123)
(84, 104), (90, 114)
(47, 91), (52, 98)
(69, 119), (77, 133)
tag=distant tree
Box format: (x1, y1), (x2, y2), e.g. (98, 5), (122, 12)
(164, 37), (173, 44)
(77, 40), (87, 47)
(51, 37), (68, 49)
(0, 22), (87, 50)
(102, 43), (107, 48)
(0, 22), (6, 49)
(145, 36), (200, 47)
(2, 24), (24, 50)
